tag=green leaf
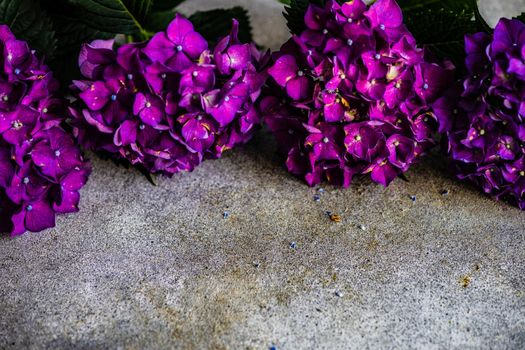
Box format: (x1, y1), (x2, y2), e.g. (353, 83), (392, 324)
(397, 0), (474, 12)
(398, 0), (491, 72)
(144, 9), (177, 32)
(152, 0), (185, 11)
(515, 13), (525, 22)
(189, 7), (253, 45)
(38, 0), (114, 86)
(403, 7), (477, 70)
(67, 0), (153, 39)
(0, 0), (57, 59)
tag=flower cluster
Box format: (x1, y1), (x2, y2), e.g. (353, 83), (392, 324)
(436, 18), (525, 209)
(0, 25), (90, 235)
(71, 15), (267, 176)
(262, 0), (453, 187)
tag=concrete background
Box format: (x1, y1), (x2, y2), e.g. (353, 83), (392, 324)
(1, 0), (525, 349)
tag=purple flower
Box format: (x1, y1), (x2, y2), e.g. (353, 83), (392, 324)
(0, 25), (90, 236)
(438, 17), (525, 209)
(133, 93), (166, 128)
(414, 62), (453, 103)
(79, 39), (116, 80)
(214, 20), (252, 75)
(344, 122), (386, 162)
(10, 200), (56, 236)
(268, 55), (311, 101)
(143, 14), (208, 72)
(365, 0), (404, 41)
(263, 0), (452, 188)
(71, 15), (267, 178)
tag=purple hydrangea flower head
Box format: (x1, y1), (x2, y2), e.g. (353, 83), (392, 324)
(71, 16), (268, 177)
(263, 0), (453, 187)
(437, 18), (525, 209)
(0, 25), (91, 236)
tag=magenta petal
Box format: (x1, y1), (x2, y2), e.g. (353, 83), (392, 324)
(286, 76), (311, 101)
(53, 190), (80, 214)
(210, 96), (244, 126)
(323, 97), (344, 122)
(225, 44), (251, 71)
(82, 109), (114, 133)
(10, 209), (26, 236)
(268, 55), (298, 87)
(143, 32), (175, 64)
(4, 39), (30, 66)
(165, 52), (193, 72)
(24, 200), (56, 233)
(31, 143), (56, 172)
(370, 161), (399, 187)
(366, 0), (403, 29)
(115, 119), (139, 146)
(78, 82), (110, 111)
(182, 118), (207, 141)
(61, 168), (90, 192)
(304, 4), (324, 30)
(140, 105), (164, 127)
(182, 31), (208, 58)
(166, 14), (196, 43)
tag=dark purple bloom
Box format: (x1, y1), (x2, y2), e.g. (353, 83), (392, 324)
(79, 39), (116, 80)
(0, 25), (90, 236)
(438, 17), (525, 210)
(143, 14), (208, 72)
(263, 0), (452, 188)
(268, 55), (311, 101)
(71, 15), (267, 179)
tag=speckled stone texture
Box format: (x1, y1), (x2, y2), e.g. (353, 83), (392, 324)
(1, 1), (525, 349)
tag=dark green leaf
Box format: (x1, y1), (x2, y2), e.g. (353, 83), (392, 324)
(40, 0), (114, 86)
(403, 7), (477, 70)
(66, 0), (153, 39)
(0, 0), (57, 59)
(515, 13), (525, 22)
(397, 0), (474, 12)
(152, 0), (185, 11)
(144, 9), (177, 33)
(472, 1), (491, 33)
(398, 0), (491, 72)
(189, 6), (253, 45)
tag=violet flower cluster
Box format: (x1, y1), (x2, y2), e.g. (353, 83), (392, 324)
(435, 18), (525, 209)
(71, 15), (267, 176)
(262, 0), (453, 187)
(0, 25), (90, 235)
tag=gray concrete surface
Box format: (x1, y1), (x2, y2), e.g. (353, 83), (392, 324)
(1, 1), (525, 349)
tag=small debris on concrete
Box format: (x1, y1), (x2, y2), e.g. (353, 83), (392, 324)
(313, 194), (321, 202)
(289, 241), (297, 249)
(335, 290), (344, 298)
(222, 211), (230, 219)
(329, 213), (342, 223)
(460, 275), (471, 288)
(410, 195), (417, 202)
(358, 224), (366, 231)
(440, 189), (450, 196)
